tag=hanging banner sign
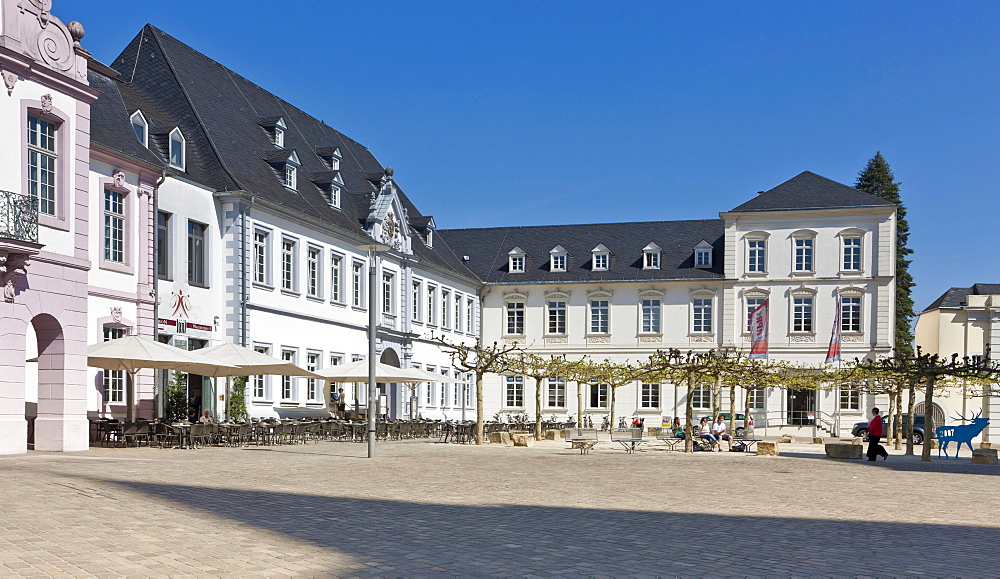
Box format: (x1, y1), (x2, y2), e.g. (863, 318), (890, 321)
(749, 298), (769, 359)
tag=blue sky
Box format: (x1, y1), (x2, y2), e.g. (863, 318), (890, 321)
(62, 0), (999, 312)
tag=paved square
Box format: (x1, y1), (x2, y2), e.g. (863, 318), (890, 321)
(1, 438), (997, 576)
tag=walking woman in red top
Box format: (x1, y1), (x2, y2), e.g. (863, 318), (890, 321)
(867, 407), (888, 461)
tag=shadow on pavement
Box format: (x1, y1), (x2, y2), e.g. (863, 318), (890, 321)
(779, 450), (1000, 476)
(96, 478), (995, 575)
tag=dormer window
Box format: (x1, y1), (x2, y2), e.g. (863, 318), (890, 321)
(264, 149), (300, 190)
(508, 247), (526, 273)
(317, 146), (342, 170)
(169, 127), (185, 170)
(694, 240), (713, 268)
(592, 244), (610, 271)
(549, 245), (568, 272)
(257, 117), (287, 148)
(130, 110), (148, 147)
(643, 242), (661, 269)
(283, 164), (297, 189)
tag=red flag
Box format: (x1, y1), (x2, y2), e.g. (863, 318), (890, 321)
(825, 299), (842, 364)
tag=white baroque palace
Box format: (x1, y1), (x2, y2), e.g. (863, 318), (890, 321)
(441, 172), (899, 436)
(0, 0), (902, 453)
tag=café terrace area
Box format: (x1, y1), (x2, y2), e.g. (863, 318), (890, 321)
(1, 434), (997, 576)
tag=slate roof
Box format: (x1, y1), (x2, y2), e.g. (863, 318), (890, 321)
(439, 220), (725, 284)
(924, 283), (1000, 311)
(107, 25), (477, 284)
(87, 65), (164, 168)
(730, 171), (896, 212)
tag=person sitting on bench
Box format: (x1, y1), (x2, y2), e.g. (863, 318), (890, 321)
(712, 414), (734, 450)
(698, 416), (721, 451)
(673, 416), (685, 439)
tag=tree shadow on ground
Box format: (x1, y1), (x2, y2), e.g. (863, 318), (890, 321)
(98, 479), (995, 576)
(779, 450), (1000, 477)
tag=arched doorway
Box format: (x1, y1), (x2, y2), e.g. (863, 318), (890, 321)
(914, 401), (946, 428)
(30, 314), (83, 451)
(379, 348), (400, 419)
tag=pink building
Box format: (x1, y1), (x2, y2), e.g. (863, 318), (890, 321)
(0, 0), (160, 454)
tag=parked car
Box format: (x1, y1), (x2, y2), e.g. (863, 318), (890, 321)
(699, 413), (752, 437)
(852, 414), (926, 444)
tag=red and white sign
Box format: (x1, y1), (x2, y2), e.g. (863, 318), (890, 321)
(749, 298), (769, 360)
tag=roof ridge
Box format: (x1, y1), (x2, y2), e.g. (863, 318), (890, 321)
(145, 25), (247, 191)
(441, 218), (723, 233)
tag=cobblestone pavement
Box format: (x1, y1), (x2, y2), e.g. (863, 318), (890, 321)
(0, 437), (997, 577)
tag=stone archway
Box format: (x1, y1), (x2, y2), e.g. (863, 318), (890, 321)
(30, 314), (88, 452)
(914, 401), (946, 429)
(379, 348), (400, 419)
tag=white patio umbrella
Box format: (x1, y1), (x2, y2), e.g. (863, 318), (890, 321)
(87, 335), (238, 422)
(312, 360), (429, 383)
(196, 342), (320, 420)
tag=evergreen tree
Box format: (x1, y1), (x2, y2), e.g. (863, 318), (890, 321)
(856, 152), (915, 358)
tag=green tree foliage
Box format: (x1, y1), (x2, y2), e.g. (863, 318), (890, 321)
(855, 152), (915, 358)
(229, 376), (248, 422)
(165, 371), (188, 422)
(502, 353), (570, 440)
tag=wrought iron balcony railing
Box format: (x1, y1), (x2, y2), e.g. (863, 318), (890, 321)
(0, 190), (39, 243)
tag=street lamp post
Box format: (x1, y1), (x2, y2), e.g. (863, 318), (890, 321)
(356, 243), (391, 459)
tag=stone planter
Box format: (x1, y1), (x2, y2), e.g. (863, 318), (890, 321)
(512, 434), (535, 447)
(757, 441), (779, 456)
(489, 431), (512, 445)
(812, 437), (825, 444)
(971, 448), (998, 465)
(779, 435), (795, 444)
(980, 442), (992, 449)
(544, 430), (563, 440)
(825, 443), (862, 459)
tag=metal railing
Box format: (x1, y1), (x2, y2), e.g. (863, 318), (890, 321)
(0, 190), (39, 243)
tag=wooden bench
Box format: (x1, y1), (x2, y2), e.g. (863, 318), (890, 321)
(564, 428), (599, 454)
(611, 428), (644, 454)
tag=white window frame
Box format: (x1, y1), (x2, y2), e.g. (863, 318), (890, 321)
(589, 297), (610, 334)
(695, 249), (712, 268)
(592, 244), (610, 271)
(441, 289), (451, 329)
(505, 300), (525, 335)
(466, 298), (475, 334)
(330, 253), (343, 303)
(306, 351), (322, 402)
(691, 294), (714, 334)
(281, 237), (297, 292)
(550, 246), (568, 272)
(103, 187), (126, 264)
(306, 246), (322, 298)
(641, 298), (662, 334)
(839, 384), (860, 411)
(546, 377), (566, 408)
(547, 300), (567, 335)
(427, 284), (437, 325)
(351, 260), (364, 308)
(253, 344), (272, 400)
(27, 114), (58, 217)
(504, 376), (524, 408)
(839, 230), (865, 273)
(691, 384), (711, 410)
(791, 231), (817, 274)
(640, 383), (660, 409)
(281, 349), (298, 401)
(283, 164), (297, 190)
(744, 294), (767, 333)
(790, 292), (815, 334)
(588, 383), (609, 409)
(382, 271), (395, 315)
(169, 127), (185, 170)
(745, 232), (769, 275)
(454, 293), (463, 333)
(253, 228), (271, 286)
(130, 110), (148, 148)
(840, 292), (863, 333)
(643, 243), (661, 269)
(412, 280), (422, 322)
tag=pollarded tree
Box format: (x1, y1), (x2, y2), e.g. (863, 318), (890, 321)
(580, 358), (655, 432)
(842, 362), (914, 450)
(435, 336), (522, 445)
(853, 348), (1000, 461)
(648, 349), (734, 452)
(855, 152), (915, 359)
(501, 352), (570, 440)
(735, 357), (804, 434)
